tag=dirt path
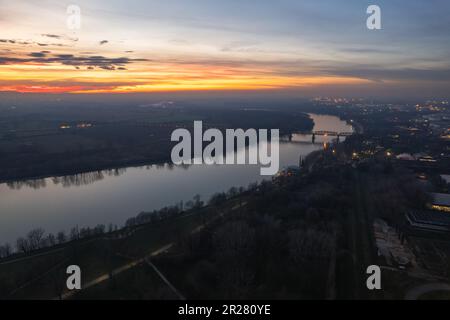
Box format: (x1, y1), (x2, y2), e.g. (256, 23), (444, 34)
(58, 201), (247, 300)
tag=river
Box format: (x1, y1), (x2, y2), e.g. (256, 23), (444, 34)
(0, 114), (353, 244)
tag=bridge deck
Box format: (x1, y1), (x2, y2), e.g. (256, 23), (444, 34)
(295, 131), (353, 136)
(313, 131), (353, 136)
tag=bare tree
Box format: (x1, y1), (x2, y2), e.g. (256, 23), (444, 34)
(193, 194), (203, 208)
(26, 228), (45, 250)
(46, 233), (56, 247)
(288, 227), (334, 264)
(57, 231), (67, 244)
(185, 200), (194, 210)
(0, 243), (12, 258)
(228, 187), (238, 198)
(94, 224), (105, 235)
(16, 237), (30, 253)
(70, 226), (79, 241)
(213, 221), (256, 297)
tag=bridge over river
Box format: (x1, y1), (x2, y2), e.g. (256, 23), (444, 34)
(285, 130), (354, 144)
(312, 131), (353, 137)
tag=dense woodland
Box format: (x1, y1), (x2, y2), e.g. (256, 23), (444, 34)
(0, 147), (428, 299)
(149, 155), (428, 299)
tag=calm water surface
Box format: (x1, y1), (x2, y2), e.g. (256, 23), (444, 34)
(0, 114), (353, 244)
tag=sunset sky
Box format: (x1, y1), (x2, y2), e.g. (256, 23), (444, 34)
(1, 0), (449, 97)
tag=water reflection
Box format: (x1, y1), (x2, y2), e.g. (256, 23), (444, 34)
(7, 168), (128, 190)
(0, 114), (353, 244)
(52, 169), (128, 188)
(7, 179), (47, 190)
(5, 114), (353, 191)
(5, 162), (199, 191)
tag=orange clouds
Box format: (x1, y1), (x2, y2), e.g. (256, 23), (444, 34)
(0, 49), (370, 93)
(0, 85), (102, 93)
(0, 65), (370, 94)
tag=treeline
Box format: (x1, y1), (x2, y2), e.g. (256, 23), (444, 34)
(0, 224), (116, 259)
(154, 152), (430, 299)
(125, 184), (253, 227)
(6, 168), (127, 190)
(0, 185), (256, 260)
(125, 194), (203, 227)
(156, 171), (344, 298)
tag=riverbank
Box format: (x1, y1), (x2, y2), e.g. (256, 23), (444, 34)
(0, 113), (348, 246)
(0, 109), (314, 184)
(0, 195), (245, 299)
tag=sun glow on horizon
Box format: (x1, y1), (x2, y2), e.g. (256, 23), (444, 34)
(1, 1), (449, 97)
(0, 58), (371, 93)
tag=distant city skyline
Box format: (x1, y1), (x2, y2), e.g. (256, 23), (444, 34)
(1, 0), (449, 98)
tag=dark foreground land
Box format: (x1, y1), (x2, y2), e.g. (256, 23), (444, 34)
(0, 145), (436, 300)
(1, 97), (450, 300)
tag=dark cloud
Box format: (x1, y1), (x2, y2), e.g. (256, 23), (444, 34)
(99, 40), (109, 45)
(40, 34), (78, 42)
(0, 39), (32, 45)
(0, 38), (67, 47)
(56, 54), (75, 59)
(0, 78), (141, 88)
(29, 52), (47, 58)
(37, 43), (66, 47)
(41, 34), (61, 39)
(0, 53), (147, 70)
